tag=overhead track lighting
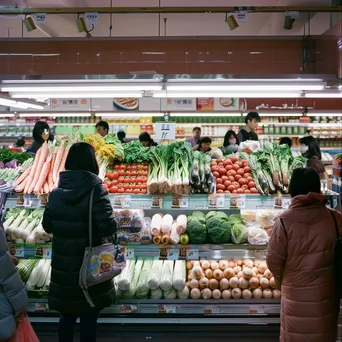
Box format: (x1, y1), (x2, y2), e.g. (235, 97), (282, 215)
(0, 95), (45, 110)
(10, 92), (143, 99)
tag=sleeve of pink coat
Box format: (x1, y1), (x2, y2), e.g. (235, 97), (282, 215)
(266, 217), (288, 286)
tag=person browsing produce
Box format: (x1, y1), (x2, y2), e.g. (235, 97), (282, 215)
(139, 132), (157, 147)
(26, 121), (50, 156)
(185, 127), (201, 150)
(267, 168), (341, 342)
(42, 142), (117, 342)
(96, 121), (109, 137)
(197, 137), (212, 154)
(279, 137), (292, 148)
(220, 130), (239, 155)
(117, 131), (126, 143)
(237, 111), (260, 143)
(299, 136), (327, 179)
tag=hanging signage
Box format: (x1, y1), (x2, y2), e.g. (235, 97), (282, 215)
(155, 122), (176, 140)
(85, 12), (99, 25)
(34, 13), (47, 24)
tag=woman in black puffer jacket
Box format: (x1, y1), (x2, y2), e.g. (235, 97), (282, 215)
(42, 142), (117, 342)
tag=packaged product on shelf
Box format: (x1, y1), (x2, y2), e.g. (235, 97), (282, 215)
(247, 225), (269, 245)
(190, 151), (215, 194)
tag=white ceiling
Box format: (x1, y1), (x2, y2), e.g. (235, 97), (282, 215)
(0, 0), (339, 38)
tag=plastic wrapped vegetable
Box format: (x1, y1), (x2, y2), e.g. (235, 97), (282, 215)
(160, 260), (174, 291)
(135, 259), (154, 298)
(147, 260), (163, 290)
(231, 223), (248, 244)
(151, 287), (163, 299)
(123, 259), (143, 298)
(247, 226), (269, 245)
(172, 260), (186, 290)
(118, 259), (135, 291)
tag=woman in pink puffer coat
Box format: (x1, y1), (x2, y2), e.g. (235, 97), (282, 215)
(267, 168), (341, 342)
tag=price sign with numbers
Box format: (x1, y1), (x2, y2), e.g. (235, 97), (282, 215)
(138, 200), (152, 210)
(85, 12), (99, 24)
(15, 246), (25, 258)
(16, 193), (24, 206)
(35, 246), (44, 258)
(167, 246), (178, 260)
(126, 248), (135, 259)
(43, 247), (52, 259)
(30, 198), (40, 208)
(155, 122), (176, 141)
(121, 195), (131, 208)
(152, 196), (163, 208)
(23, 196), (32, 208)
(180, 196), (189, 208)
(237, 195), (246, 209)
(195, 204), (208, 210)
(204, 306), (219, 315)
(186, 246), (199, 260)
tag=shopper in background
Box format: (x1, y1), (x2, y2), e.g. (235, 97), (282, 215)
(279, 137), (292, 148)
(139, 132), (157, 147)
(197, 137), (212, 154)
(185, 127), (201, 150)
(95, 121), (109, 137)
(267, 168), (341, 342)
(237, 111), (260, 143)
(117, 130), (126, 144)
(221, 130), (239, 154)
(42, 142), (117, 342)
(26, 121), (50, 155)
(299, 135), (327, 179)
(0, 222), (28, 341)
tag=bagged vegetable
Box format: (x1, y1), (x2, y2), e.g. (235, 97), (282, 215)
(247, 225), (269, 245)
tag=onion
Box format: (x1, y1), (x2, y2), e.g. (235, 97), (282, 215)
(229, 277), (239, 288)
(273, 289), (281, 299)
(237, 271), (244, 279)
(249, 277), (259, 289)
(202, 260), (211, 270)
(232, 288), (242, 299)
(205, 269), (213, 279)
(254, 259), (262, 267)
(264, 269), (273, 279)
(219, 260), (229, 270)
(186, 261), (193, 270)
(209, 278), (219, 290)
(253, 288), (263, 299)
(213, 269), (224, 280)
(212, 289), (222, 299)
(242, 289), (252, 299)
(188, 273), (194, 281)
(258, 262), (267, 274)
(190, 279), (199, 289)
(252, 267), (259, 275)
(193, 261), (200, 267)
(236, 260), (243, 266)
(223, 268), (235, 279)
(211, 261), (219, 270)
(260, 278), (270, 289)
(192, 266), (203, 279)
(229, 261), (236, 268)
(219, 278), (229, 290)
(190, 288), (201, 299)
(201, 288), (212, 299)
(270, 277), (276, 289)
(185, 282), (191, 289)
(238, 277), (248, 289)
(222, 289), (231, 299)
(233, 266), (242, 274)
(243, 259), (254, 268)
(242, 267), (253, 279)
(199, 277), (209, 289)
(263, 289), (273, 299)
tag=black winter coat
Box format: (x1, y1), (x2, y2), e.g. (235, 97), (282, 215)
(42, 170), (117, 315)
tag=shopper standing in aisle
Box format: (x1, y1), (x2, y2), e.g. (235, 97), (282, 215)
(96, 121), (109, 137)
(0, 222), (28, 341)
(279, 137), (292, 148)
(26, 121), (50, 155)
(299, 135), (327, 179)
(220, 130), (239, 155)
(42, 142), (117, 342)
(117, 130), (126, 143)
(196, 137), (212, 154)
(139, 132), (157, 147)
(237, 111), (260, 143)
(185, 127), (201, 150)
(267, 168), (341, 342)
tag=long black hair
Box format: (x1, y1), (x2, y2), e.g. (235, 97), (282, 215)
(32, 121), (49, 144)
(65, 142), (99, 175)
(289, 167), (320, 198)
(223, 130), (239, 147)
(299, 136), (322, 160)
(139, 132), (157, 147)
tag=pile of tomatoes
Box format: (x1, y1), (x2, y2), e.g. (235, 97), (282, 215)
(104, 162), (149, 194)
(211, 155), (258, 194)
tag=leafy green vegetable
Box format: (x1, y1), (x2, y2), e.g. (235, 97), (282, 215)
(0, 149), (32, 164)
(123, 140), (151, 164)
(231, 223), (248, 244)
(205, 211), (228, 221)
(206, 216), (231, 244)
(103, 134), (125, 161)
(187, 219), (207, 244)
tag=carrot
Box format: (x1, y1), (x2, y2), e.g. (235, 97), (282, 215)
(43, 182), (49, 194)
(14, 166), (32, 188)
(28, 144), (42, 179)
(15, 178), (28, 193)
(27, 142), (49, 194)
(33, 161), (50, 194)
(56, 146), (70, 176)
(48, 152), (56, 191)
(53, 144), (65, 183)
(24, 175), (33, 194)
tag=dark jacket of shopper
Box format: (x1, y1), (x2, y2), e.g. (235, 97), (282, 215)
(267, 192), (341, 342)
(237, 129), (258, 143)
(42, 170), (117, 315)
(0, 223), (28, 340)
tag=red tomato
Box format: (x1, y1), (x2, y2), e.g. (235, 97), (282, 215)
(224, 190), (231, 193)
(223, 159), (232, 166)
(217, 189), (224, 193)
(228, 176), (235, 182)
(124, 178), (131, 183)
(118, 170), (125, 176)
(213, 171), (220, 178)
(141, 189), (147, 194)
(232, 181), (240, 189)
(237, 168), (245, 176)
(225, 164), (233, 171)
(244, 166), (251, 173)
(248, 181), (256, 188)
(228, 185), (236, 192)
(224, 180), (232, 188)
(104, 184), (109, 189)
(221, 176), (228, 182)
(218, 168), (226, 175)
(218, 163), (224, 167)
(216, 178), (223, 184)
(109, 186), (118, 193)
(241, 159), (248, 165)
(104, 180), (111, 187)
(217, 184), (226, 191)
(231, 155), (238, 163)
(250, 187), (259, 193)
(238, 178), (248, 185)
(241, 184), (249, 190)
(246, 176), (254, 182)
(133, 189), (139, 194)
(111, 180), (118, 186)
(237, 188), (244, 194)
(232, 190), (237, 193)
(232, 164), (240, 171)
(244, 172), (251, 179)
(234, 161), (242, 168)
(123, 184), (130, 190)
(118, 177), (125, 183)
(244, 189), (251, 193)
(216, 159), (222, 164)
(211, 166), (219, 172)
(228, 170), (237, 177)
(210, 162), (217, 167)
(235, 174), (242, 181)
(126, 189), (133, 193)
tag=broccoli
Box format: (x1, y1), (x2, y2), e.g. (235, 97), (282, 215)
(206, 217), (232, 244)
(187, 219), (207, 244)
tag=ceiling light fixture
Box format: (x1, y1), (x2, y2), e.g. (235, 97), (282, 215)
(307, 113), (342, 117)
(305, 92), (342, 98)
(171, 112), (241, 117)
(0, 95), (45, 110)
(154, 92), (302, 98)
(243, 112), (301, 117)
(95, 112), (161, 117)
(11, 92), (143, 99)
(0, 113), (16, 118)
(18, 113), (91, 117)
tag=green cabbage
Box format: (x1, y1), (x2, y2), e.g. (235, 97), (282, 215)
(231, 223), (248, 244)
(206, 217), (231, 244)
(187, 218), (207, 244)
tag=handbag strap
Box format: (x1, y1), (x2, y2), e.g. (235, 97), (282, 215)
(88, 188), (95, 248)
(328, 209), (339, 240)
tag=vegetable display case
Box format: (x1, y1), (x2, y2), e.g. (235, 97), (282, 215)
(1, 192), (341, 336)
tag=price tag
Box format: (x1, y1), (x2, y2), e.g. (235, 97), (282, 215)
(204, 306), (219, 315)
(237, 195), (246, 209)
(85, 12), (99, 24)
(167, 246), (178, 260)
(35, 303), (48, 312)
(120, 305), (138, 313)
(180, 196), (189, 208)
(249, 306), (265, 314)
(138, 201), (152, 210)
(34, 13), (47, 24)
(121, 195), (131, 209)
(23, 196), (32, 208)
(186, 246), (199, 260)
(171, 196), (181, 208)
(216, 194), (225, 208)
(155, 122), (176, 141)
(126, 248), (135, 259)
(282, 196), (291, 209)
(152, 196), (163, 208)
(112, 195), (122, 208)
(15, 246), (25, 258)
(256, 198), (274, 210)
(16, 193), (24, 206)
(171, 196), (189, 209)
(30, 198), (40, 208)
(195, 204), (208, 210)
(35, 246), (44, 258)
(43, 247), (52, 259)
(236, 11), (248, 22)
(158, 305), (176, 314)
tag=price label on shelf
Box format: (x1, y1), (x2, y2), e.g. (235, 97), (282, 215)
(112, 195), (122, 208)
(195, 204), (208, 210)
(237, 195), (246, 209)
(180, 196), (189, 208)
(249, 305), (265, 314)
(126, 248), (135, 259)
(119, 305), (138, 313)
(121, 195), (131, 209)
(209, 194), (225, 208)
(186, 246), (199, 260)
(152, 196), (163, 208)
(204, 306), (219, 315)
(256, 197), (274, 210)
(172, 195), (189, 209)
(138, 200), (152, 210)
(158, 305), (176, 314)
(23, 196), (32, 208)
(43, 247), (52, 259)
(35, 246), (44, 258)
(282, 196), (291, 209)
(16, 193), (24, 206)
(167, 246), (178, 260)
(30, 198), (40, 208)
(15, 246), (25, 258)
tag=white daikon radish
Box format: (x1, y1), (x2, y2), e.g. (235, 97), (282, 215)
(192, 266), (203, 280)
(147, 260), (163, 290)
(238, 278), (248, 289)
(37, 259), (51, 288)
(202, 260), (211, 270)
(213, 269), (224, 280)
(161, 214), (173, 234)
(219, 260), (229, 271)
(163, 287), (177, 299)
(170, 222), (180, 244)
(190, 279), (199, 289)
(205, 269), (213, 279)
(199, 277), (209, 289)
(211, 261), (219, 270)
(249, 277), (260, 289)
(222, 289), (231, 299)
(273, 289), (281, 299)
(190, 288), (201, 299)
(209, 278), (219, 290)
(229, 277), (239, 288)
(173, 260), (186, 290)
(219, 278), (229, 290)
(118, 259), (135, 291)
(151, 288), (163, 299)
(223, 268), (235, 279)
(263, 289), (273, 299)
(176, 215), (187, 234)
(151, 214), (163, 236)
(177, 286), (190, 299)
(260, 278), (270, 289)
(232, 288), (242, 299)
(242, 267), (253, 279)
(242, 289), (252, 299)
(253, 288), (263, 299)
(160, 260), (174, 291)
(212, 289), (221, 299)
(26, 228), (37, 244)
(16, 218), (29, 239)
(201, 288), (212, 299)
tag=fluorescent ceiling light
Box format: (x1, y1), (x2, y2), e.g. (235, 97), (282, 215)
(305, 92), (342, 98)
(95, 112), (161, 117)
(244, 112), (302, 117)
(167, 85), (323, 91)
(19, 113), (91, 117)
(307, 113), (342, 117)
(171, 112), (241, 117)
(0, 113), (15, 117)
(11, 92), (143, 99)
(154, 91), (302, 98)
(0, 95), (45, 110)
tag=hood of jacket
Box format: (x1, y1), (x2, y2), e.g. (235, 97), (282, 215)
(57, 170), (102, 206)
